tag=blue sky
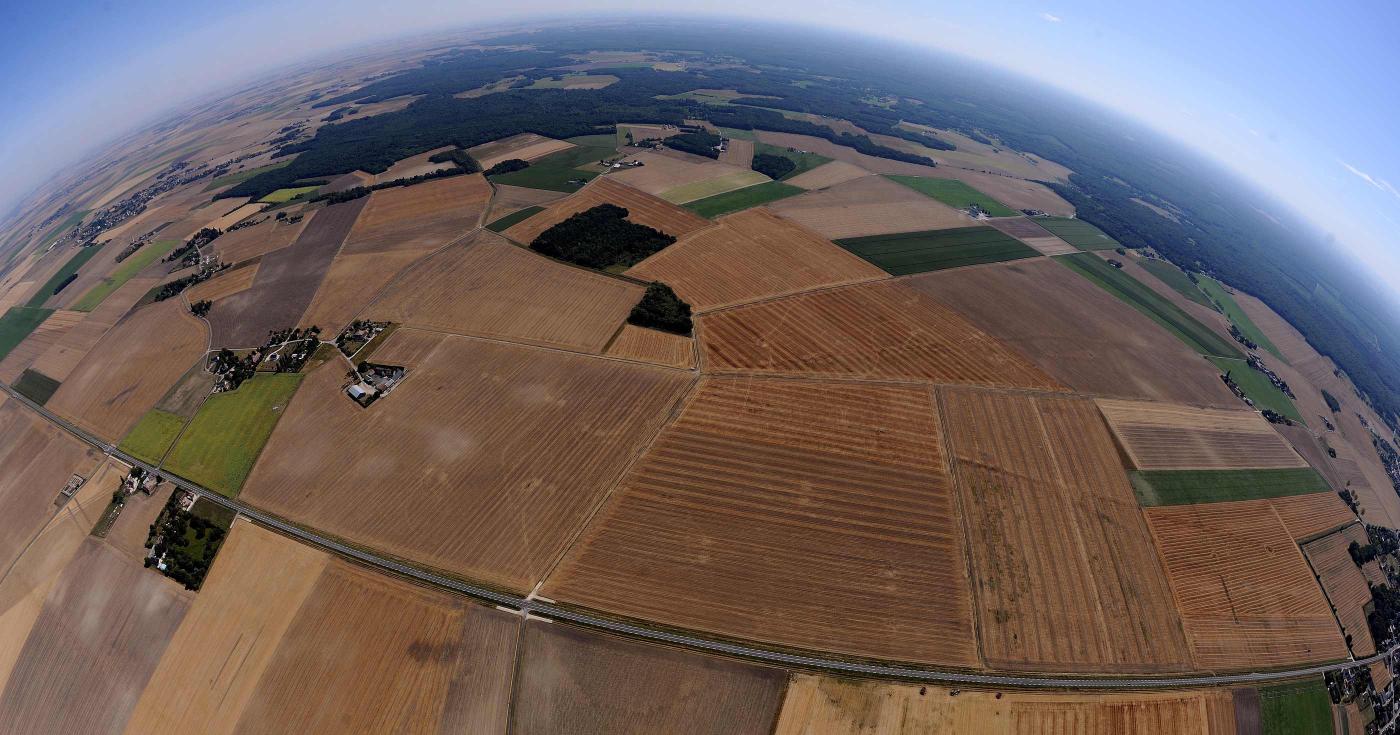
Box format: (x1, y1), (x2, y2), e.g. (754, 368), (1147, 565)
(1, 0), (1397, 298)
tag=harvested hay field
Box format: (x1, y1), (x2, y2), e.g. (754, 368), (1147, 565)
(46, 298), (207, 442)
(546, 377), (979, 666)
(989, 216), (1079, 256)
(887, 175), (1020, 217)
(372, 146), (456, 183)
(467, 133), (574, 170)
(784, 160), (870, 190)
(341, 174), (491, 255)
(718, 137), (754, 168)
(1129, 467), (1331, 507)
(608, 150), (754, 196)
(766, 174), (973, 239)
(240, 330), (693, 592)
(836, 225), (1039, 275)
(205, 202), (267, 232)
(1302, 525), (1376, 657)
(0, 309), (83, 382)
(231, 559), (519, 735)
(1097, 399), (1307, 470)
(512, 620), (785, 735)
(657, 170), (771, 204)
(186, 261), (259, 302)
(366, 231), (642, 353)
(297, 249), (427, 333)
(0, 401), (101, 573)
(699, 279), (1062, 390)
(503, 176), (711, 245)
(0, 539), (188, 735)
(627, 207), (884, 311)
(212, 213), (309, 264)
(485, 183), (565, 223)
(941, 388), (1193, 673)
(909, 258), (1238, 407)
(604, 325), (693, 368)
(1145, 501), (1349, 670)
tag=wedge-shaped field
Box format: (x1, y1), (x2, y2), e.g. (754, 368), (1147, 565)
(1129, 467), (1331, 507)
(886, 175), (1020, 217)
(988, 216), (1079, 256)
(47, 299), (208, 441)
(547, 377), (979, 665)
(468, 132), (574, 170)
(164, 373), (303, 497)
(484, 184), (564, 225)
(186, 261), (259, 303)
(784, 160), (869, 190)
(502, 176), (711, 245)
(627, 207), (884, 312)
(836, 225), (1039, 275)
(372, 147), (455, 184)
(366, 231), (643, 353)
(211, 213), (309, 264)
(604, 324), (694, 368)
(608, 150), (755, 198)
(942, 388), (1193, 673)
(30, 276), (158, 382)
(657, 170), (772, 204)
(241, 330), (693, 592)
(0, 309), (82, 382)
(1145, 501), (1349, 670)
(0, 539), (188, 735)
(766, 174), (973, 239)
(1037, 216), (1120, 250)
(340, 174), (491, 255)
(1097, 399), (1307, 470)
(682, 181), (805, 219)
(1301, 524), (1377, 657)
(909, 258), (1239, 407)
(700, 280), (1061, 390)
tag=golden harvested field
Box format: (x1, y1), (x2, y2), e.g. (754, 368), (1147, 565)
(1146, 501), (1349, 670)
(0, 309), (83, 381)
(241, 330), (693, 591)
(47, 299), (208, 442)
(366, 231), (643, 352)
(512, 620), (785, 735)
(1235, 289), (1316, 366)
(718, 137), (755, 168)
(609, 150), (755, 196)
(545, 377), (980, 666)
(894, 123), (1075, 182)
(0, 539), (188, 735)
(1267, 491), (1359, 542)
(910, 258), (1239, 407)
(766, 174), (974, 239)
(604, 324), (694, 368)
(297, 249), (425, 332)
(503, 175), (712, 244)
(700, 279), (1062, 390)
(373, 146), (456, 183)
(186, 261), (259, 302)
(485, 183), (565, 222)
(467, 132), (574, 170)
(212, 213), (309, 264)
(341, 173), (491, 254)
(1301, 525), (1377, 657)
(627, 207), (885, 311)
(0, 401), (102, 574)
(30, 276), (157, 382)
(774, 675), (1237, 735)
(230, 559), (519, 735)
(205, 202), (267, 232)
(942, 388), (1193, 673)
(784, 160), (870, 190)
(989, 217), (1079, 256)
(1096, 399), (1306, 470)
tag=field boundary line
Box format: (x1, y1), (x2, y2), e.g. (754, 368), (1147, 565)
(930, 385), (988, 670)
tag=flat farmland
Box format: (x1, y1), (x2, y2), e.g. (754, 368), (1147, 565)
(484, 183), (564, 223)
(211, 214), (309, 264)
(700, 279), (1062, 390)
(766, 174), (974, 239)
(605, 324), (693, 368)
(682, 181), (805, 218)
(205, 202), (267, 232)
(1129, 467), (1332, 507)
(372, 147), (455, 183)
(340, 174), (491, 255)
(718, 137), (755, 168)
(1037, 217), (1120, 250)
(657, 170), (771, 204)
(836, 225), (1039, 275)
(784, 160), (870, 190)
(886, 175), (1020, 217)
(0, 309), (82, 382)
(164, 373), (303, 497)
(545, 377), (979, 666)
(0, 306), (53, 362)
(608, 150), (755, 197)
(1208, 357), (1304, 423)
(0, 401), (101, 577)
(1301, 525), (1376, 657)
(941, 388), (1192, 673)
(69, 238), (177, 312)
(47, 299), (208, 441)
(297, 248), (426, 333)
(1259, 680), (1332, 734)
(908, 258), (1239, 407)
(503, 176), (711, 245)
(627, 207), (885, 311)
(1196, 277), (1283, 360)
(511, 620), (785, 735)
(1145, 501), (1349, 670)
(988, 216), (1079, 256)
(186, 261), (259, 303)
(240, 330), (693, 592)
(1097, 399), (1307, 470)
(366, 231), (643, 352)
(468, 133), (575, 170)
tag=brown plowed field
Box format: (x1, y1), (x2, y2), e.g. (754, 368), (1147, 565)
(503, 176), (712, 244)
(1097, 399), (1306, 470)
(1302, 525), (1377, 657)
(366, 231), (642, 352)
(604, 325), (693, 368)
(297, 249), (426, 333)
(0, 401), (101, 572)
(627, 207), (885, 311)
(718, 137), (754, 168)
(30, 276), (158, 381)
(699, 279), (1062, 390)
(1267, 492), (1359, 541)
(468, 133), (574, 170)
(0, 539), (188, 735)
(0, 309), (83, 381)
(241, 330), (693, 592)
(231, 560), (519, 735)
(511, 620), (785, 735)
(785, 160), (870, 190)
(1145, 501), (1349, 670)
(486, 183), (565, 222)
(186, 261), (259, 302)
(212, 213), (309, 264)
(942, 388), (1193, 673)
(989, 217), (1079, 256)
(47, 298), (208, 441)
(766, 174), (974, 239)
(545, 377), (979, 666)
(341, 174), (490, 255)
(322, 170), (374, 194)
(608, 151), (752, 196)
(909, 258), (1239, 407)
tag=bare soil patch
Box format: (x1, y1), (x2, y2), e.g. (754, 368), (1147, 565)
(766, 174), (973, 239)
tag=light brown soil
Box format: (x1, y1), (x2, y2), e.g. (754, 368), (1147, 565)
(766, 174), (974, 239)
(718, 138), (754, 168)
(186, 261), (259, 302)
(0, 401), (103, 574)
(485, 184), (566, 223)
(103, 480), (173, 561)
(205, 202), (268, 232)
(1096, 399), (1307, 470)
(989, 217), (1079, 255)
(503, 176), (712, 245)
(604, 325), (694, 368)
(467, 133), (574, 170)
(608, 150), (753, 196)
(30, 276), (159, 382)
(373, 147), (457, 184)
(212, 214), (310, 264)
(1301, 524), (1377, 656)
(341, 174), (491, 255)
(0, 309), (84, 381)
(784, 160), (871, 190)
(297, 249), (427, 334)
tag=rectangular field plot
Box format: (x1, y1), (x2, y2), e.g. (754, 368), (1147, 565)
(485, 205), (543, 232)
(1302, 525), (1377, 657)
(163, 374), (303, 497)
(340, 174), (491, 256)
(682, 181), (804, 218)
(0, 309), (82, 382)
(0, 307), (54, 362)
(836, 225), (1039, 275)
(467, 132), (574, 170)
(544, 377), (980, 666)
(658, 170), (770, 204)
(1129, 467), (1332, 506)
(12, 368), (59, 405)
(941, 388), (1192, 673)
(1145, 501), (1349, 670)
(604, 324), (693, 368)
(488, 143), (613, 193)
(502, 176), (711, 245)
(886, 175), (1020, 217)
(1097, 399), (1307, 470)
(0, 401), (102, 574)
(1259, 680), (1332, 734)
(987, 216), (1079, 256)
(766, 174), (974, 239)
(1037, 216), (1120, 250)
(1139, 257), (1214, 309)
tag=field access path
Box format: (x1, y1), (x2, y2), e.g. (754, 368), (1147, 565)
(2, 379), (1394, 690)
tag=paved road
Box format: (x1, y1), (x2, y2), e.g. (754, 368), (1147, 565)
(3, 381), (1395, 689)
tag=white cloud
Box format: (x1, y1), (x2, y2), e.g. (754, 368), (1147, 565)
(1339, 160), (1400, 201)
(1040, 11), (1062, 22)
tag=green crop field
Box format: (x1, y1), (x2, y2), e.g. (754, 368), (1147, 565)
(1209, 356), (1305, 423)
(659, 171), (769, 204)
(163, 373), (303, 497)
(119, 409), (188, 465)
(837, 226), (1039, 275)
(886, 176), (1019, 217)
(24, 244), (105, 308)
(203, 161), (291, 192)
(753, 141), (831, 180)
(1057, 253), (1243, 358)
(1037, 217), (1120, 250)
(1138, 257), (1214, 308)
(71, 238), (180, 311)
(1197, 275), (1285, 360)
(487, 144), (613, 192)
(564, 133), (619, 148)
(259, 186), (320, 204)
(486, 206), (544, 232)
(716, 126), (756, 141)
(12, 369), (60, 405)
(1259, 680), (1332, 735)
(1129, 467), (1331, 507)
(683, 181), (805, 219)
(0, 307), (54, 361)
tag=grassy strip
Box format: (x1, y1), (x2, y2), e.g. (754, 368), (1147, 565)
(164, 373), (303, 497)
(71, 238), (180, 311)
(659, 171), (770, 204)
(486, 206), (544, 232)
(24, 245), (104, 308)
(259, 186), (320, 204)
(754, 141), (831, 180)
(1138, 258), (1213, 309)
(0, 307), (54, 361)
(837, 225), (1038, 275)
(1259, 680), (1332, 735)
(12, 369), (60, 405)
(118, 409), (188, 466)
(488, 145), (614, 192)
(886, 176), (1019, 217)
(1197, 275), (1285, 360)
(683, 181), (805, 219)
(1037, 217), (1120, 250)
(1057, 253), (1243, 358)
(1130, 467), (1332, 507)
(203, 161), (291, 192)
(1209, 356), (1305, 423)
